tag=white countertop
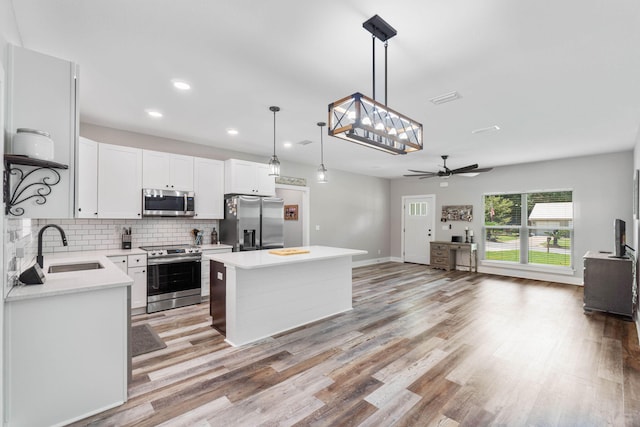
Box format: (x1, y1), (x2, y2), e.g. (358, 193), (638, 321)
(205, 246), (367, 269)
(7, 253), (133, 302)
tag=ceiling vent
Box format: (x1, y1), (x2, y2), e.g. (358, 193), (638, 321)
(471, 125), (501, 134)
(297, 140), (313, 146)
(429, 91), (461, 105)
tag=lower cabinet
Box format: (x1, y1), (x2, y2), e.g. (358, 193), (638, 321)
(128, 266), (147, 312)
(583, 251), (634, 317)
(108, 254), (147, 312)
(201, 247), (232, 297)
(5, 285), (129, 427)
(430, 242), (454, 270)
(210, 261), (227, 334)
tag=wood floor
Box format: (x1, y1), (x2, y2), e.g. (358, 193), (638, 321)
(72, 263), (640, 426)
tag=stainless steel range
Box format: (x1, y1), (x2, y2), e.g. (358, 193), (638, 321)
(140, 244), (202, 313)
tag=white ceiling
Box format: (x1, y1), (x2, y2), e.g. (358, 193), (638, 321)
(9, 0), (640, 178)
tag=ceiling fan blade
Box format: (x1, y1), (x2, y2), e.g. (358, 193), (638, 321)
(404, 173), (438, 177)
(419, 174), (438, 179)
(450, 164), (479, 174)
(472, 167), (493, 173)
(407, 169), (435, 174)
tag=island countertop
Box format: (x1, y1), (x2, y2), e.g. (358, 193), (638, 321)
(6, 254), (133, 302)
(204, 245), (367, 269)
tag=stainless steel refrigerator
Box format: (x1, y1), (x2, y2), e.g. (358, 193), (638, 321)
(220, 195), (284, 251)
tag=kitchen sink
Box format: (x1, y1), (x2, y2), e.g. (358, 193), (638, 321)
(47, 262), (104, 273)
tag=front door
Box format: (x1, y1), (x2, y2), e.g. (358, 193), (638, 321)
(403, 195), (436, 264)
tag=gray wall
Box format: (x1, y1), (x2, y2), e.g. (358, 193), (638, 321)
(81, 123), (390, 262)
(390, 151), (633, 284)
(277, 188), (303, 247)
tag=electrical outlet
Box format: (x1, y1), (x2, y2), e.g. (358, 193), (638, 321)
(315, 225), (320, 231)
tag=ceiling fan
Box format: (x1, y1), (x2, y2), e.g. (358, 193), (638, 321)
(404, 155), (493, 179)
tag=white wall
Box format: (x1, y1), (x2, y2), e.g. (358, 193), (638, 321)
(391, 151), (633, 284)
(80, 123), (389, 263)
(1, 0), (21, 422)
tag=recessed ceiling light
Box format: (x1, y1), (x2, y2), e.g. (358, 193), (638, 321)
(172, 80), (191, 91)
(226, 128), (239, 136)
(146, 110), (163, 118)
(283, 142), (292, 148)
(471, 125), (501, 134)
(429, 91), (461, 105)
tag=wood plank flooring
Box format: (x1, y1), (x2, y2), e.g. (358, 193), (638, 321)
(71, 263), (640, 426)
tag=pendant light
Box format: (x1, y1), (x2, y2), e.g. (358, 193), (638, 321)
(268, 106), (281, 176)
(327, 15), (423, 155)
(317, 121), (328, 183)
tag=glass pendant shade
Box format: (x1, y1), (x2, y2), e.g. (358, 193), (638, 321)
(268, 106), (281, 177)
(268, 155), (280, 176)
(317, 164), (328, 183)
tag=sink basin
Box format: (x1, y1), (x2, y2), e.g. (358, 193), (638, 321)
(47, 262), (104, 273)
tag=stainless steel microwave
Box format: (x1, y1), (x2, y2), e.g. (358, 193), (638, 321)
(142, 189), (195, 217)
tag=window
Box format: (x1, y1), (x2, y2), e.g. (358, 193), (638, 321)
(484, 191), (573, 268)
(409, 202), (427, 216)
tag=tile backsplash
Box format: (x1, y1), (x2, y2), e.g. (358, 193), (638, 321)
(38, 218), (220, 252)
(5, 217), (220, 294)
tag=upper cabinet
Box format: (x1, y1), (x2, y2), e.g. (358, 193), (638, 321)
(194, 157), (224, 219)
(98, 143), (142, 219)
(75, 137), (98, 218)
(142, 150), (194, 191)
(224, 159), (275, 196)
(6, 45), (78, 218)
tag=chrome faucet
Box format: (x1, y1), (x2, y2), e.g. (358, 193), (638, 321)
(37, 224), (68, 268)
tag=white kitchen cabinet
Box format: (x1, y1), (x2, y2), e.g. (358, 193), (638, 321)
(108, 255), (128, 272)
(143, 149), (194, 191)
(224, 159), (275, 196)
(98, 143), (143, 219)
(128, 266), (147, 312)
(201, 247), (232, 297)
(75, 137), (98, 218)
(6, 44), (78, 218)
(194, 157), (224, 219)
(108, 254), (147, 311)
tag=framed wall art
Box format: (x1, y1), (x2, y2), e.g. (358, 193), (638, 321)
(441, 205), (473, 222)
(284, 204), (298, 221)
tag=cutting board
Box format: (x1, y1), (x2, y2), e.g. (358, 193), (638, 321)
(268, 248), (310, 256)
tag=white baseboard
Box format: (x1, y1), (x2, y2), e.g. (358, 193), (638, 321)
(478, 265), (582, 285)
(353, 257), (392, 268)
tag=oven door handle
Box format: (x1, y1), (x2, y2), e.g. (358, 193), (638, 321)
(147, 256), (201, 265)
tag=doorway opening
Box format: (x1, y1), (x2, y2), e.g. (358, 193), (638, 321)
(276, 184), (310, 247)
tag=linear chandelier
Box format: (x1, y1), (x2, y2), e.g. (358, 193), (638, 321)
(328, 15), (423, 155)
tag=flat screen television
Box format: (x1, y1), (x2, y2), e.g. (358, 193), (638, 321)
(614, 218), (626, 258)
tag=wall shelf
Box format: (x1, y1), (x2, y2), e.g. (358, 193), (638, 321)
(3, 154), (69, 216)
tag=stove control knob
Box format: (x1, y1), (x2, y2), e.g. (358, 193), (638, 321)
(151, 252), (156, 256)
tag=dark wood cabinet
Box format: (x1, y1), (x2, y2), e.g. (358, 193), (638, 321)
(210, 261), (227, 334)
(583, 251), (635, 318)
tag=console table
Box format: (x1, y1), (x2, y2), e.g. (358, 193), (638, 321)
(430, 241), (478, 273)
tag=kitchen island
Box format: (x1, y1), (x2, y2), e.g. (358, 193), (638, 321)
(206, 245), (367, 346)
(5, 254), (132, 427)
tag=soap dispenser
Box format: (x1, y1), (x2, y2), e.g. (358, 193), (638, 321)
(211, 227), (218, 244)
